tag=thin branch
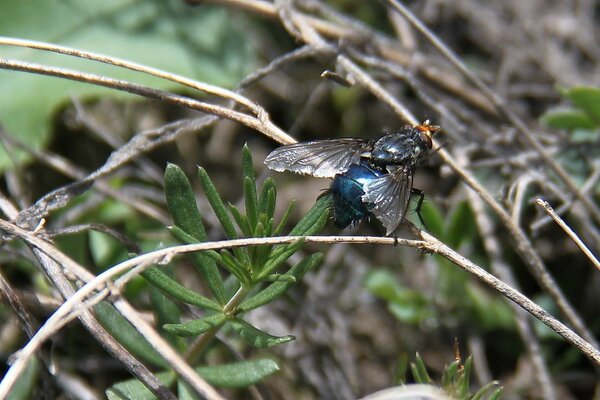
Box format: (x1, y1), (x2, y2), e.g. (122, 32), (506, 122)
(0, 36), (260, 115)
(536, 199), (600, 272)
(0, 58), (294, 145)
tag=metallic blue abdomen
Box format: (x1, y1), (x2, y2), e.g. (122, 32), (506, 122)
(330, 162), (384, 228)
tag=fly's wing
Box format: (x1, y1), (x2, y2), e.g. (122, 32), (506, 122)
(264, 139), (370, 178)
(362, 168), (413, 235)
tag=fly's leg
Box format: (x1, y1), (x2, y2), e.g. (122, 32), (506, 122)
(411, 188), (427, 230)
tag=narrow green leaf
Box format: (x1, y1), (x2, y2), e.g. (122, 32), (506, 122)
(148, 270), (185, 349)
(455, 356), (472, 398)
(177, 380), (201, 400)
(239, 253), (322, 312)
(163, 313), (227, 337)
(94, 301), (166, 368)
(394, 354), (409, 385)
(141, 267), (221, 311)
(197, 167), (238, 239)
(228, 204), (252, 237)
(445, 201), (476, 248)
(106, 371), (176, 400)
(165, 164), (207, 240)
(289, 195), (332, 236)
(258, 178), (277, 217)
(540, 109), (597, 130)
(198, 167), (251, 266)
(410, 353), (433, 384)
(196, 359), (280, 388)
(258, 239), (304, 279)
(165, 164), (225, 304)
(7, 358), (39, 400)
(219, 249), (250, 283)
(264, 274), (296, 283)
(417, 201), (444, 238)
(230, 318), (294, 348)
(472, 381), (502, 400)
(244, 176), (259, 229)
(566, 86), (600, 122)
(488, 387), (504, 400)
(274, 199), (296, 236)
(441, 360), (460, 388)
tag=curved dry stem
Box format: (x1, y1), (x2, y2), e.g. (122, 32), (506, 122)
(536, 199), (600, 272)
(0, 58), (294, 145)
(0, 36), (259, 114)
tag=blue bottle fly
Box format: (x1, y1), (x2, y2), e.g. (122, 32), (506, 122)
(330, 161), (385, 229)
(264, 122), (439, 235)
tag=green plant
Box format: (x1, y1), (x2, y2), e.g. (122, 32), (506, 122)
(395, 353), (503, 400)
(104, 146), (331, 398)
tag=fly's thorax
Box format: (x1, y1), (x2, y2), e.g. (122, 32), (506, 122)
(369, 129), (432, 168)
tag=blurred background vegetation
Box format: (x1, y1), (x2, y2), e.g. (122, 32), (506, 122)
(0, 0), (599, 399)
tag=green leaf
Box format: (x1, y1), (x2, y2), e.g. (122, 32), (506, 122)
(94, 301), (166, 368)
(455, 356), (472, 398)
(258, 239), (305, 280)
(197, 166), (238, 239)
(244, 176), (259, 230)
(197, 166), (251, 266)
(417, 201), (444, 238)
(394, 354), (409, 385)
(196, 359), (280, 388)
(228, 204), (252, 237)
(0, 1), (254, 172)
(242, 145), (258, 229)
(238, 253), (322, 312)
(148, 270), (185, 349)
(106, 371), (176, 400)
(289, 195), (332, 236)
(218, 249), (250, 283)
(273, 199), (296, 236)
(141, 267), (221, 311)
(163, 312), (227, 337)
(488, 387), (504, 400)
(540, 109), (597, 130)
(565, 86), (600, 122)
(177, 380), (201, 400)
(410, 353), (433, 384)
(365, 270), (401, 301)
(472, 381), (503, 400)
(445, 201), (476, 248)
(165, 164), (225, 304)
(441, 360), (460, 388)
(7, 358), (39, 400)
(165, 164), (207, 241)
(258, 178), (277, 218)
(229, 318), (295, 348)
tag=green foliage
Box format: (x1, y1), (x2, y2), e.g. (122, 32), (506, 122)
(107, 147), (329, 395)
(399, 353), (502, 400)
(0, 0), (254, 171)
(540, 85), (600, 183)
(365, 270), (433, 325)
(541, 86), (600, 131)
(368, 200), (514, 331)
(7, 358), (39, 400)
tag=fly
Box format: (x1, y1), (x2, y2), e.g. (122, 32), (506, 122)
(264, 122), (440, 235)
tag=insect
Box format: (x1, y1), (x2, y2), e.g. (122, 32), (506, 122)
(264, 122), (440, 235)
